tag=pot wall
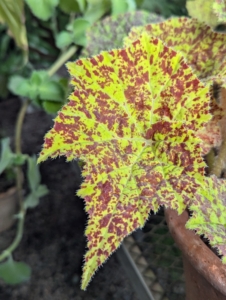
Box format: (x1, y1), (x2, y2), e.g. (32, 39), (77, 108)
(165, 208), (226, 300)
(183, 256), (226, 299)
(0, 187), (18, 232)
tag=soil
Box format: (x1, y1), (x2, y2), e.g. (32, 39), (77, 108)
(0, 98), (139, 300)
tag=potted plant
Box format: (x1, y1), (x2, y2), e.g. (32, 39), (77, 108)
(36, 1), (226, 294)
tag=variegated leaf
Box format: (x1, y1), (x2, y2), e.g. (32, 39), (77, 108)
(81, 10), (163, 57)
(124, 17), (226, 79)
(186, 176), (226, 261)
(38, 34), (210, 289)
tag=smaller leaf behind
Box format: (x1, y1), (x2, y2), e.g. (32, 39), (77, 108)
(125, 17), (226, 79)
(186, 0), (219, 28)
(213, 0), (226, 23)
(186, 176), (226, 261)
(82, 10), (163, 57)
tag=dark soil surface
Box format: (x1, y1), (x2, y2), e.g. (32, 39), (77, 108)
(0, 98), (139, 300)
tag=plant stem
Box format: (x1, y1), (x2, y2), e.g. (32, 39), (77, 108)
(0, 211), (25, 262)
(15, 99), (30, 155)
(0, 99), (30, 262)
(210, 139), (226, 177)
(205, 149), (215, 175)
(47, 45), (77, 77)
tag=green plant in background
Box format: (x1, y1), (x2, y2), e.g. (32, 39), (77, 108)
(0, 139), (48, 283)
(38, 4), (226, 292)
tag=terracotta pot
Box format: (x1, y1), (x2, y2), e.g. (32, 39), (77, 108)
(0, 187), (18, 233)
(165, 208), (226, 300)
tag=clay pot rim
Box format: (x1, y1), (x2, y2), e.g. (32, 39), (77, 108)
(165, 208), (226, 296)
(0, 186), (17, 200)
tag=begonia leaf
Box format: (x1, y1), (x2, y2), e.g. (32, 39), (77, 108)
(125, 17), (226, 79)
(82, 11), (163, 57)
(186, 176), (226, 261)
(196, 87), (223, 155)
(38, 34), (210, 289)
(186, 0), (219, 28)
(213, 0), (226, 23)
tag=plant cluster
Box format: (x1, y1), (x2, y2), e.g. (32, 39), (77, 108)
(3, 0), (226, 292)
(0, 0), (187, 285)
(38, 0), (226, 291)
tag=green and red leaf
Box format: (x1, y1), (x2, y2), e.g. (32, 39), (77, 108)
(38, 34), (210, 289)
(196, 93), (223, 155)
(186, 176), (226, 261)
(81, 10), (164, 57)
(124, 17), (226, 79)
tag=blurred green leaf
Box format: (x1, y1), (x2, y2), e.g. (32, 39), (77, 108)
(57, 18), (90, 48)
(8, 76), (31, 98)
(25, 157), (48, 209)
(24, 185), (48, 209)
(42, 100), (63, 113)
(111, 0), (136, 15)
(56, 31), (73, 49)
(9, 71), (65, 110)
(27, 156), (40, 192)
(127, 0), (137, 10)
(39, 81), (64, 102)
(0, 0), (28, 54)
(0, 257), (31, 285)
(12, 154), (27, 166)
(25, 0), (59, 21)
(24, 193), (39, 209)
(141, 0), (187, 17)
(77, 0), (86, 12)
(72, 18), (90, 46)
(59, 0), (80, 13)
(84, 0), (111, 23)
(0, 138), (27, 174)
(0, 138), (13, 174)
(111, 0), (128, 15)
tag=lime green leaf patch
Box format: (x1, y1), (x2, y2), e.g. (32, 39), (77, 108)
(213, 0), (226, 23)
(82, 11), (163, 57)
(186, 176), (226, 261)
(186, 0), (219, 28)
(25, 0), (59, 21)
(125, 17), (226, 79)
(39, 34), (210, 289)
